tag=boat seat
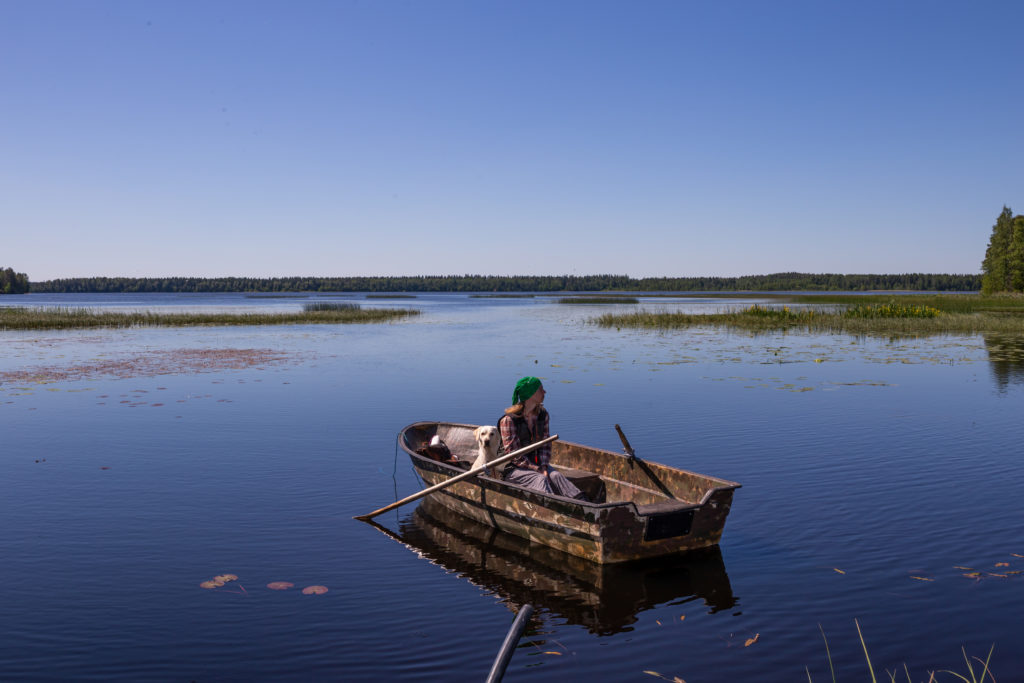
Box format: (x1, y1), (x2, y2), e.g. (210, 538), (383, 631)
(555, 467), (607, 503)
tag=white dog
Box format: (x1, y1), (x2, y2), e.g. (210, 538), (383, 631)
(472, 425), (500, 476)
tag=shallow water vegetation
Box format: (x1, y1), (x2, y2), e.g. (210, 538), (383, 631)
(559, 296), (640, 304)
(0, 305), (419, 329)
(593, 299), (1024, 336)
(301, 301), (361, 312)
(789, 293), (1024, 314)
(807, 620), (994, 683)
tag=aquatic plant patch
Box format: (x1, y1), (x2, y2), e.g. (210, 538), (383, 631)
(593, 303), (1024, 336)
(301, 301), (361, 312)
(559, 296), (640, 304)
(0, 348), (297, 384)
(0, 305), (419, 329)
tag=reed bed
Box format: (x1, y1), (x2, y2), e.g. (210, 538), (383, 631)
(301, 302), (361, 312)
(0, 305), (419, 330)
(559, 296), (640, 304)
(789, 293), (1024, 314)
(594, 302), (1024, 336)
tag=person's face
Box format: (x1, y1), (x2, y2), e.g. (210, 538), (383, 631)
(532, 385), (546, 404)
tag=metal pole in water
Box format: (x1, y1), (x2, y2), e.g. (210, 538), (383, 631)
(485, 604), (534, 683)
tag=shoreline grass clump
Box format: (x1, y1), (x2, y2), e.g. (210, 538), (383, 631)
(0, 305), (419, 330)
(559, 296), (640, 304)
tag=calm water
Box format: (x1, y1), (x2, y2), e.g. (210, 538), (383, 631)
(2, 293), (1022, 681)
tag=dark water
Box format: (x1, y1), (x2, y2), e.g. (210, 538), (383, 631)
(2, 293), (1022, 681)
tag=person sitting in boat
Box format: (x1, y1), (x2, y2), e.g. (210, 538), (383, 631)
(499, 376), (588, 501)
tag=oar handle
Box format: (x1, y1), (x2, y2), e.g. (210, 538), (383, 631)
(353, 434), (559, 521)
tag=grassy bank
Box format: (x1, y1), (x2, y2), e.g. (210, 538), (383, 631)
(0, 305), (419, 330)
(594, 295), (1024, 336)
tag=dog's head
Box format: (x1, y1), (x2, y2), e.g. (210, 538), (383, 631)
(473, 425), (498, 451)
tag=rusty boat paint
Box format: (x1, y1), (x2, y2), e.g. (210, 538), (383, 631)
(400, 421), (741, 564)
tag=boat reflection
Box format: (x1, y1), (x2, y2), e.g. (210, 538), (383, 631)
(379, 496), (737, 635)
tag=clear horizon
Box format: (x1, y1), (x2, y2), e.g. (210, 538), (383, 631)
(3, 1), (1022, 281)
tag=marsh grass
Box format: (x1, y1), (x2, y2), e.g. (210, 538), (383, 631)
(806, 620), (994, 683)
(789, 293), (1024, 314)
(302, 302), (361, 312)
(559, 296), (640, 304)
(594, 299), (1024, 336)
(0, 305), (419, 330)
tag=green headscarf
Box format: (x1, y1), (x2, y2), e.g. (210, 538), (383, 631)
(513, 376), (542, 405)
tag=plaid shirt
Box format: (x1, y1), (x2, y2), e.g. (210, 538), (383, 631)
(499, 408), (550, 469)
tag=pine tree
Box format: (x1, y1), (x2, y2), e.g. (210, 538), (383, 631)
(981, 206), (1016, 294)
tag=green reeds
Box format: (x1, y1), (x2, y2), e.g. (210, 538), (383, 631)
(806, 620), (994, 683)
(0, 305), (419, 330)
(789, 293), (1024, 314)
(594, 301), (1024, 336)
(302, 301), (361, 312)
(559, 296), (640, 304)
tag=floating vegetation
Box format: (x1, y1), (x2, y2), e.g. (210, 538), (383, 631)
(559, 296), (640, 304)
(267, 581), (294, 590)
(199, 573), (245, 594)
(468, 294), (536, 298)
(0, 348), (294, 384)
(0, 305), (419, 330)
(301, 585), (329, 595)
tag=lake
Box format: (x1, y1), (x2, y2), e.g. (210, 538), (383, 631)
(2, 292), (1021, 681)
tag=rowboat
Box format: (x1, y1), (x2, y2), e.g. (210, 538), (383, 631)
(399, 421), (741, 564)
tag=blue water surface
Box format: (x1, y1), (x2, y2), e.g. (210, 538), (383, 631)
(1, 292), (1022, 681)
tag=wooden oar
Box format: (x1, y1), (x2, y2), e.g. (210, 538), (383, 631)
(353, 434), (559, 521)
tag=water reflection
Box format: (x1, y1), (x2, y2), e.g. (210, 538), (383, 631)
(373, 496), (737, 635)
(983, 334), (1024, 393)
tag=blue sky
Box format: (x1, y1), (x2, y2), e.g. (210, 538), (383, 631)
(2, 1), (1022, 280)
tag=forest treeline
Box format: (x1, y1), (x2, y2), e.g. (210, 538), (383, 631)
(29, 272), (981, 293)
(1, 267), (30, 294)
(981, 206), (1024, 294)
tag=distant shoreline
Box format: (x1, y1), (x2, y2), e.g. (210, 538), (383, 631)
(23, 272), (982, 294)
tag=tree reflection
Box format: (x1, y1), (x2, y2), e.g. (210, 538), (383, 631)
(983, 334), (1024, 393)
